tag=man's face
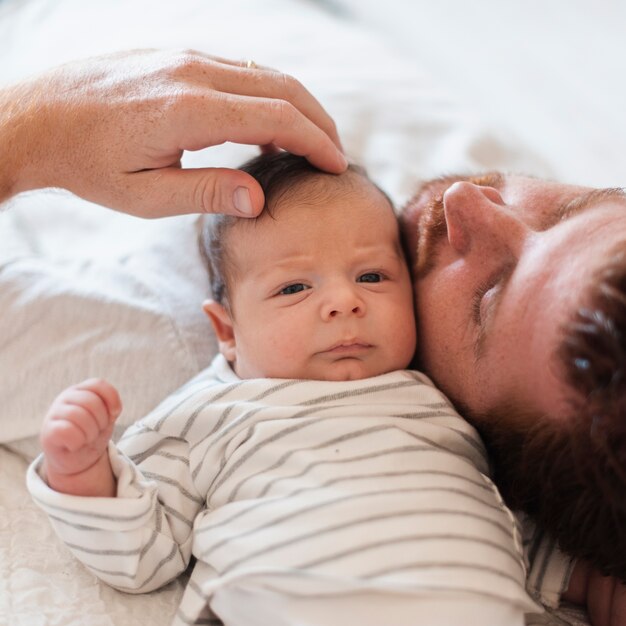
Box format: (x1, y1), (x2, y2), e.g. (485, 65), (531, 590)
(402, 174), (626, 422)
(218, 176), (417, 381)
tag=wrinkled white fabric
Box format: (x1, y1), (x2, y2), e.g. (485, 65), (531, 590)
(29, 356), (538, 624)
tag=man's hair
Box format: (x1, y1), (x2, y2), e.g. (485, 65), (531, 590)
(198, 151), (382, 307)
(473, 240), (626, 580)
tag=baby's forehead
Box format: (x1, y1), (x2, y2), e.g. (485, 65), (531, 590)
(265, 171), (394, 217)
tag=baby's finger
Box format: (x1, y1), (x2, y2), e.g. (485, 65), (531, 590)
(75, 378), (123, 422)
(55, 403), (102, 443)
(42, 416), (90, 453)
(62, 389), (112, 432)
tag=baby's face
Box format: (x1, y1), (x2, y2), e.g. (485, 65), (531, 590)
(210, 176), (417, 381)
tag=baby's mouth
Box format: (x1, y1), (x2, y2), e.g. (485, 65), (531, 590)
(322, 341), (373, 356)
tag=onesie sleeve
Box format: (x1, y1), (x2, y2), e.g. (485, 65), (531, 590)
(27, 429), (205, 594)
(518, 512), (576, 609)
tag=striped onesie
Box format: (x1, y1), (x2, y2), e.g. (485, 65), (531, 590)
(29, 355), (568, 625)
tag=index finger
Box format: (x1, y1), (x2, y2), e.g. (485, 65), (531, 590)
(183, 52), (344, 152)
(179, 92), (347, 174)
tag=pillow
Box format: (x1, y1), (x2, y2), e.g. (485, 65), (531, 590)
(0, 191), (217, 448)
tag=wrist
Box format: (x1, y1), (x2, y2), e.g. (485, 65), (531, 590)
(0, 86), (24, 202)
(0, 77), (58, 203)
(43, 451), (117, 498)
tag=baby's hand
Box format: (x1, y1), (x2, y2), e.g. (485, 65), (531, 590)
(40, 379), (122, 479)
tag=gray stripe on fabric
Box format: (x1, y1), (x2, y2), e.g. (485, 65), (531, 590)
(298, 532), (523, 572)
(365, 560), (524, 587)
(193, 380), (450, 485)
(88, 542), (181, 591)
(188, 380), (305, 449)
(220, 421), (483, 504)
(526, 526), (544, 576)
(138, 541), (183, 589)
(140, 529), (160, 559)
(188, 381), (305, 467)
(155, 504), (163, 534)
(388, 409), (486, 457)
(175, 566), (223, 625)
(178, 382), (247, 439)
(206, 566), (525, 606)
(34, 497), (151, 523)
(203, 404), (357, 497)
(206, 380), (303, 442)
(217, 423), (399, 503)
(251, 379), (306, 401)
(297, 380), (416, 406)
(161, 502), (195, 528)
(220, 514), (523, 574)
(198, 488), (515, 561)
(151, 380), (239, 431)
(251, 437), (480, 501)
(190, 405), (260, 456)
(127, 435), (187, 465)
(191, 396), (345, 464)
(535, 535), (556, 594)
(65, 541), (142, 556)
(196, 467), (495, 537)
(142, 471), (204, 505)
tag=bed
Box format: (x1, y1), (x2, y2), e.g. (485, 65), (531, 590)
(2, 0), (621, 623)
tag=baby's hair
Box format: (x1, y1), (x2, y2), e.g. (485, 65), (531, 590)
(198, 151), (386, 307)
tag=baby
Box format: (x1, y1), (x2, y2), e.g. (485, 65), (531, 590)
(29, 153), (559, 626)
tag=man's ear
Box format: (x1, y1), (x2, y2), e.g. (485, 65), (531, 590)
(202, 299), (237, 363)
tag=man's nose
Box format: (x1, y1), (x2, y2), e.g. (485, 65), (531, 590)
(321, 282), (366, 320)
(442, 181), (528, 255)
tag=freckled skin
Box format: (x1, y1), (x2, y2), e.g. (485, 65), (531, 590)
(0, 49), (346, 216)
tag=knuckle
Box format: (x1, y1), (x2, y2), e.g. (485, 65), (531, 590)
(193, 176), (221, 214)
(161, 49), (205, 81)
(279, 72), (302, 98)
(272, 99), (297, 127)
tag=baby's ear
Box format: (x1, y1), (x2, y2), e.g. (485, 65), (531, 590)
(202, 299), (237, 362)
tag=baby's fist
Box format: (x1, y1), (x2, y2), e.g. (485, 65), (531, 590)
(40, 378), (122, 477)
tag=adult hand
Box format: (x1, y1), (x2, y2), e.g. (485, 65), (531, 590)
(564, 560), (626, 626)
(0, 49), (346, 217)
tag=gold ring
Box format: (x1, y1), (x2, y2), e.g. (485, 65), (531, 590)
(245, 59), (257, 69)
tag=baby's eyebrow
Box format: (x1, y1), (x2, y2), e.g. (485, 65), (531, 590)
(555, 188), (626, 224)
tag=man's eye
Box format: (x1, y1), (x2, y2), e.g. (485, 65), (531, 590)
(279, 283), (309, 295)
(357, 272), (383, 283)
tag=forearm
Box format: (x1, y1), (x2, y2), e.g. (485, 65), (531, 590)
(0, 83), (27, 203)
(43, 450), (117, 498)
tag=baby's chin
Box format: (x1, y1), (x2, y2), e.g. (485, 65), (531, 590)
(235, 357), (400, 382)
(306, 359), (390, 382)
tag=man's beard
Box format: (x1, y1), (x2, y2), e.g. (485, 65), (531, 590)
(469, 400), (626, 580)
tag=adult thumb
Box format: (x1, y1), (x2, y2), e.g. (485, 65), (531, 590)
(125, 166), (265, 218)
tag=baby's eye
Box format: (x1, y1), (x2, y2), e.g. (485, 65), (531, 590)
(279, 283), (309, 296)
(357, 272), (384, 283)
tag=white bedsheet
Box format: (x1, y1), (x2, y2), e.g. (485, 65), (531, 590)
(0, 0), (603, 624)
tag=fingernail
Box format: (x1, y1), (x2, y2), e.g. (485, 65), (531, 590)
(337, 151), (349, 171)
(233, 186), (254, 216)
